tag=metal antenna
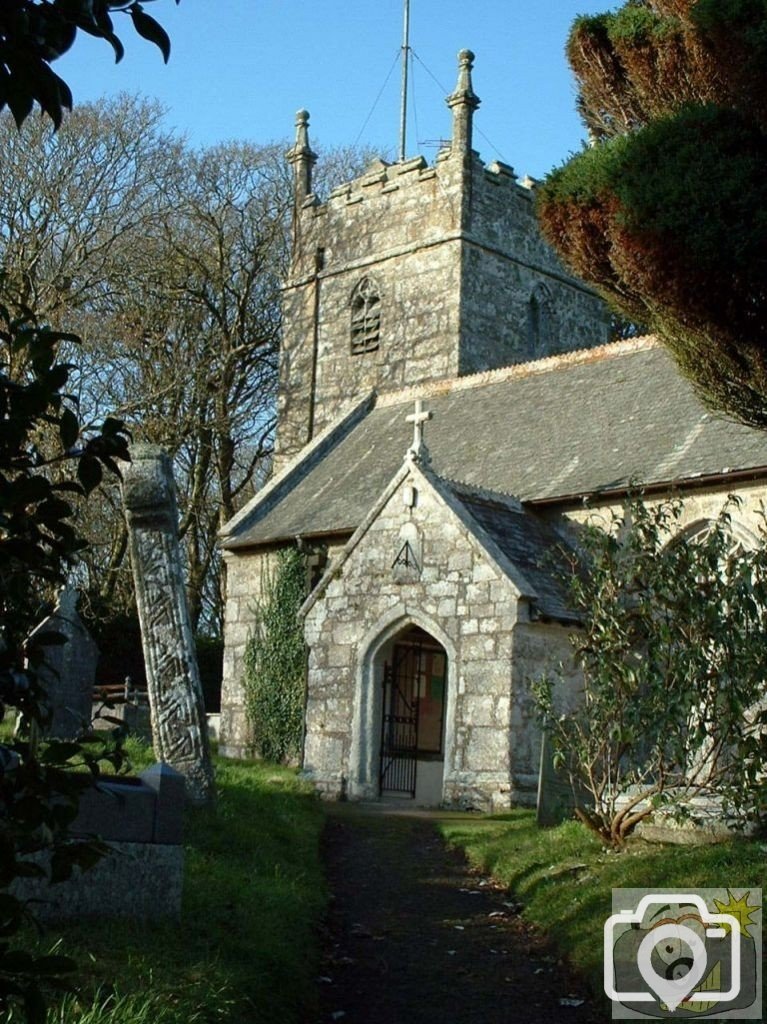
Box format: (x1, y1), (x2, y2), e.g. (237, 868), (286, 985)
(398, 0), (410, 162)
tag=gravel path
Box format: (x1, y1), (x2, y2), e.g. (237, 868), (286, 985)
(312, 803), (609, 1024)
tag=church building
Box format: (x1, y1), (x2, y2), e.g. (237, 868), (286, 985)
(218, 52), (767, 810)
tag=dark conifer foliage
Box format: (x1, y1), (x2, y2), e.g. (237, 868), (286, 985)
(537, 0), (767, 427)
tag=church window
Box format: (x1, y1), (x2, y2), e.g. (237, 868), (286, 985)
(526, 283), (554, 358)
(350, 277), (381, 355)
(670, 518), (757, 559)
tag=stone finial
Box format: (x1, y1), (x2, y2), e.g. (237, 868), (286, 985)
(446, 49), (480, 158)
(286, 109), (318, 202)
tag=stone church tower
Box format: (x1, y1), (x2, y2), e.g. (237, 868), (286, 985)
(275, 50), (609, 464)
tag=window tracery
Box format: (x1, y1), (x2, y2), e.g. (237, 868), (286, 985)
(350, 277), (381, 355)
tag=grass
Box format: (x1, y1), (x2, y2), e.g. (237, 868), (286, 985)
(39, 991), (194, 1024)
(16, 731), (764, 1019)
(22, 748), (327, 1024)
(440, 810), (766, 998)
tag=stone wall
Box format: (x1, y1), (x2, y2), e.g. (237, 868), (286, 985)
(276, 147), (608, 462)
(460, 161), (609, 372)
(553, 479), (767, 544)
(508, 621), (581, 805)
(302, 462), (569, 811)
(219, 539), (349, 758)
(219, 548), (280, 758)
(277, 155), (463, 460)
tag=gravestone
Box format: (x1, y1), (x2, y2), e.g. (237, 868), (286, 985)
(13, 762), (187, 921)
(27, 588), (97, 739)
(121, 445), (215, 806)
(536, 728), (577, 827)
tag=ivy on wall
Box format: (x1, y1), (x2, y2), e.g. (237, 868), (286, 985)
(243, 547), (308, 763)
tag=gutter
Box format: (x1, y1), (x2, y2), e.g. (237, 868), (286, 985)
(525, 466), (767, 511)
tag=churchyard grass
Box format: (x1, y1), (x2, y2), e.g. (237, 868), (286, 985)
(441, 810), (766, 995)
(17, 749), (326, 1024)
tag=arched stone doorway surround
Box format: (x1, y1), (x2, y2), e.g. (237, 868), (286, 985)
(347, 604), (458, 804)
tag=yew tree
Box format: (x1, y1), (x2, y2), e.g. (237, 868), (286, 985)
(536, 1), (767, 428)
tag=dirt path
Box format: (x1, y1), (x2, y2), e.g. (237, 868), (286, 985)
(312, 803), (609, 1024)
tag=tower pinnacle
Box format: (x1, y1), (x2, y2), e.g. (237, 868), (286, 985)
(286, 109), (317, 203)
(447, 49), (480, 157)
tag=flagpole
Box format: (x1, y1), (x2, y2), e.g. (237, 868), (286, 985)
(398, 0), (410, 162)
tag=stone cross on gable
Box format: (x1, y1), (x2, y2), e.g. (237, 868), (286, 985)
(406, 399), (432, 459)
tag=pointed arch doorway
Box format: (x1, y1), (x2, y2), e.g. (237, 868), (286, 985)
(378, 626), (448, 804)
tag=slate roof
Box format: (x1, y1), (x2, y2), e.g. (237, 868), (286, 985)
(448, 485), (577, 622)
(221, 338), (767, 550)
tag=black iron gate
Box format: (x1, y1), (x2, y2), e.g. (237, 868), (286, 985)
(379, 654), (420, 797)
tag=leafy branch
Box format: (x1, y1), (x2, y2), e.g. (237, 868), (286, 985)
(0, 0), (179, 128)
(534, 494), (767, 847)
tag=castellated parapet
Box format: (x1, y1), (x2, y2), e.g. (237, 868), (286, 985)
(276, 50), (609, 464)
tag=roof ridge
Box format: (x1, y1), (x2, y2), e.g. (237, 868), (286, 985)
(375, 335), (658, 408)
(441, 478), (523, 511)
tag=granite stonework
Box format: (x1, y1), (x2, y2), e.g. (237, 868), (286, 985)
(22, 841), (185, 922)
(299, 454), (576, 811)
(275, 52), (607, 464)
(12, 763), (185, 921)
(218, 547), (278, 759)
(122, 445), (215, 805)
(218, 49), (767, 817)
(219, 541), (347, 759)
(558, 479), (767, 543)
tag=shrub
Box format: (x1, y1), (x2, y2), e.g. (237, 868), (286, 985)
(533, 494), (767, 847)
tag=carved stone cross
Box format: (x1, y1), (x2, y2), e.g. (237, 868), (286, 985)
(122, 445), (215, 806)
(406, 399), (432, 455)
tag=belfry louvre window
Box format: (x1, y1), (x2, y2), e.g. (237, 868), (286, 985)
(350, 277), (381, 354)
(526, 283), (553, 358)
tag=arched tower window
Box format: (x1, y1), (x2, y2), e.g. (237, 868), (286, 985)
(526, 283), (554, 358)
(350, 277), (381, 355)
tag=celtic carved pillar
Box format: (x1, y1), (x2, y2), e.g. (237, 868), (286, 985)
(122, 445), (215, 805)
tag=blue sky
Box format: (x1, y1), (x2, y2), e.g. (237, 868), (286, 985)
(57, 1), (611, 179)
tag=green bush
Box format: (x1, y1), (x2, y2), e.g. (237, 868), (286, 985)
(533, 494), (767, 847)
